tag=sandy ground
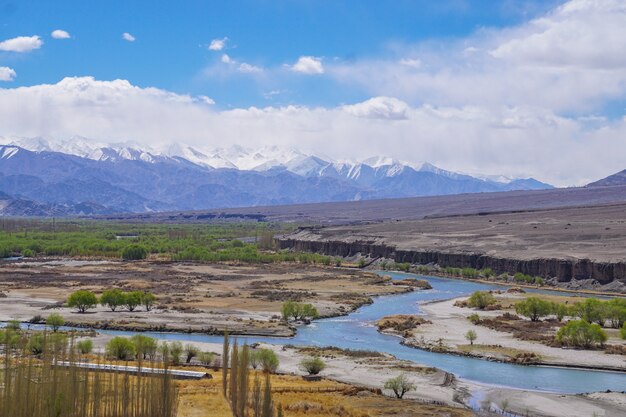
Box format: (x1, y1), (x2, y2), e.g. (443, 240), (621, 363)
(83, 332), (626, 417)
(0, 259), (408, 335)
(406, 294), (626, 371)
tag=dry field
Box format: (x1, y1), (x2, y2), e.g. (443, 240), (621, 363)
(0, 260), (409, 334)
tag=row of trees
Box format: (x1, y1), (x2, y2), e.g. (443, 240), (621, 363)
(104, 335), (214, 365)
(67, 289), (157, 313)
(515, 297), (626, 329)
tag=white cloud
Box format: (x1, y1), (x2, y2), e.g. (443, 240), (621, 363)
(1, 76), (625, 186)
(290, 56), (324, 74)
(0, 35), (43, 52)
(238, 63), (263, 74)
(51, 30), (71, 40)
(122, 32), (136, 42)
(327, 0), (626, 113)
(209, 37), (228, 51)
(197, 95), (215, 105)
(0, 67), (16, 81)
(342, 97), (409, 120)
(221, 54), (233, 64)
(399, 58), (421, 69)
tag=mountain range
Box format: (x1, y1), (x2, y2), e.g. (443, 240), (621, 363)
(0, 136), (553, 216)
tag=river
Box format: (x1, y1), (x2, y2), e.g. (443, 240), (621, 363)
(5, 272), (626, 393)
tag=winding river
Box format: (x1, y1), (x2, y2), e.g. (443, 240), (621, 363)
(8, 272), (626, 393)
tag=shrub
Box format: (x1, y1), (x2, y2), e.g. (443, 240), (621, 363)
(257, 348), (279, 373)
(468, 313), (481, 324)
(67, 290), (98, 313)
(106, 336), (136, 360)
(100, 289), (126, 312)
(461, 268), (478, 278)
(124, 291), (143, 312)
(131, 334), (158, 360)
(467, 291), (496, 310)
(169, 341), (183, 365)
(397, 263), (411, 272)
(465, 329), (477, 345)
(76, 339), (94, 354)
(198, 351), (216, 366)
(299, 356), (326, 375)
(142, 292), (157, 311)
(515, 297), (552, 322)
(556, 320), (607, 348)
(46, 313), (65, 332)
(384, 374), (415, 399)
(357, 258), (366, 268)
(534, 277), (544, 285)
(121, 244), (148, 260)
(481, 268), (494, 278)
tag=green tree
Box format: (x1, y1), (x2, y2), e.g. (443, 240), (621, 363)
(465, 329), (477, 345)
(142, 292), (157, 311)
(67, 290), (98, 313)
(184, 344), (199, 363)
(198, 351), (215, 366)
(45, 313), (65, 332)
(124, 291), (143, 312)
(551, 302), (569, 322)
(384, 374), (416, 399)
(299, 356), (326, 375)
(515, 297), (552, 322)
(281, 301), (319, 321)
(605, 299), (626, 329)
(556, 320), (607, 348)
(572, 298), (606, 325)
(106, 336), (136, 360)
(467, 291), (496, 310)
(131, 334), (158, 360)
(621, 323), (626, 340)
(76, 339), (93, 354)
(257, 348), (279, 373)
(121, 244), (148, 260)
(100, 289), (126, 312)
(169, 341), (183, 365)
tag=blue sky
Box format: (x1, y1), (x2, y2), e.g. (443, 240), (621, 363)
(1, 0), (560, 107)
(1, 0), (626, 186)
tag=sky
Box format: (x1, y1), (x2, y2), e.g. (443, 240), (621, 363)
(1, 0), (626, 186)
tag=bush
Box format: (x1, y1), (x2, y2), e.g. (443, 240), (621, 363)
(468, 313), (481, 324)
(76, 339), (94, 354)
(467, 291), (496, 310)
(106, 336), (136, 360)
(67, 290), (98, 313)
(481, 268), (494, 278)
(461, 268), (478, 278)
(169, 341), (183, 365)
(515, 297), (552, 322)
(100, 289), (126, 312)
(198, 351), (215, 366)
(384, 374), (415, 399)
(131, 334), (158, 360)
(281, 301), (319, 321)
(571, 299), (606, 325)
(257, 348), (279, 373)
(46, 313), (65, 332)
(556, 320), (607, 348)
(121, 244), (148, 261)
(299, 356), (326, 375)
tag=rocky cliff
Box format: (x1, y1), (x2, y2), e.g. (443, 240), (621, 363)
(276, 230), (626, 287)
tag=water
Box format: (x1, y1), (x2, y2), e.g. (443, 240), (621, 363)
(6, 272), (626, 393)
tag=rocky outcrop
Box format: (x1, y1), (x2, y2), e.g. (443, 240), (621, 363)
(276, 234), (626, 286)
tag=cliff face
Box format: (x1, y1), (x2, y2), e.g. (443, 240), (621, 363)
(276, 235), (626, 286)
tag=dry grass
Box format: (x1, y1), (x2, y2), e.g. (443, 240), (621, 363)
(177, 371), (473, 417)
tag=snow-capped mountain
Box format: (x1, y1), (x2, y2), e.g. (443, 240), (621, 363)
(0, 136), (553, 216)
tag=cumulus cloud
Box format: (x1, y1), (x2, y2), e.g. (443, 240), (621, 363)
(328, 0), (626, 113)
(209, 37), (228, 51)
(221, 54), (232, 64)
(122, 32), (136, 42)
(290, 56), (324, 74)
(51, 30), (71, 40)
(0, 67), (16, 81)
(0, 35), (43, 52)
(237, 63), (263, 74)
(1, 76), (625, 186)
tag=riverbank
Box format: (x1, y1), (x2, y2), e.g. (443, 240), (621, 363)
(382, 294), (626, 372)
